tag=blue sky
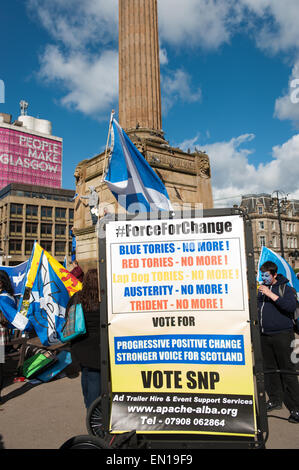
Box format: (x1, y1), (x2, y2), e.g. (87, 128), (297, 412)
(1, 0), (299, 207)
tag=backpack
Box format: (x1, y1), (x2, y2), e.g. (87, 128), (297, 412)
(278, 284), (299, 334)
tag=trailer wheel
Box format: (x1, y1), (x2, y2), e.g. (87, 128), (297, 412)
(60, 434), (109, 449)
(86, 396), (107, 438)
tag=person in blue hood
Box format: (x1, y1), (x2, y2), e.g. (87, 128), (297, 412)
(258, 261), (299, 423)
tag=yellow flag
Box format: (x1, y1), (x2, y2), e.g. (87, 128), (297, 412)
(26, 242), (82, 296)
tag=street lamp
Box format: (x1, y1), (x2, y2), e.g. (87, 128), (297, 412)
(270, 190), (289, 258)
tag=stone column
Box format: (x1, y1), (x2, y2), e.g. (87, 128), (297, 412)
(119, 0), (162, 132)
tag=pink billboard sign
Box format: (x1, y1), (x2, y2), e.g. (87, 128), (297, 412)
(0, 126), (62, 189)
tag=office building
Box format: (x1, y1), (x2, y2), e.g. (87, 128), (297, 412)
(0, 183), (75, 266)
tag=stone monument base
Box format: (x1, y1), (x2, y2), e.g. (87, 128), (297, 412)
(73, 128), (213, 272)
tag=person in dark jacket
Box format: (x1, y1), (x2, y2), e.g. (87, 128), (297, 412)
(258, 261), (299, 423)
(70, 260), (84, 283)
(66, 269), (100, 409)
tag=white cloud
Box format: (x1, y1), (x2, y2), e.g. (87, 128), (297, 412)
(267, 135), (299, 198)
(178, 132), (299, 206)
(27, 0), (118, 117)
(275, 61), (299, 123)
(158, 0), (237, 50)
(38, 45), (118, 117)
(27, 0), (118, 49)
(158, 0), (299, 55)
(159, 46), (168, 66)
(161, 69), (202, 114)
(239, 0), (299, 54)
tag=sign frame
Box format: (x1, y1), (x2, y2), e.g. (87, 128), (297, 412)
(98, 207), (268, 449)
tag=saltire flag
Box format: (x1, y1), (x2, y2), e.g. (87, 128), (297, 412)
(7, 242), (82, 343)
(0, 291), (29, 331)
(23, 243), (82, 345)
(104, 117), (173, 213)
(27, 250), (71, 346)
(25, 242), (82, 297)
(63, 256), (67, 269)
(257, 246), (299, 293)
(0, 261), (28, 295)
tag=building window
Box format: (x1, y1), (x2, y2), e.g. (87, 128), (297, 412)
(10, 221), (22, 236)
(9, 239), (22, 254)
(258, 206), (263, 215)
(55, 208), (66, 220)
(272, 236), (277, 248)
(55, 224), (66, 238)
(288, 238), (297, 249)
(10, 203), (23, 217)
(41, 223), (52, 237)
(26, 222), (38, 236)
(26, 205), (38, 219)
(41, 241), (52, 253)
(55, 241), (65, 255)
(259, 221), (265, 230)
(25, 240), (34, 255)
(260, 236), (266, 247)
(69, 209), (74, 222)
(272, 221), (275, 230)
(41, 206), (53, 219)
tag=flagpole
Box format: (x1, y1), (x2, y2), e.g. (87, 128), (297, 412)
(101, 110), (115, 184)
(97, 111), (114, 303)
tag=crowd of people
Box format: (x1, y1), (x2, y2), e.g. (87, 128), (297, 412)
(1, 256), (299, 428)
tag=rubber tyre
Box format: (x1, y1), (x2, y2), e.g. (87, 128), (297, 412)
(86, 396), (107, 438)
(60, 434), (109, 449)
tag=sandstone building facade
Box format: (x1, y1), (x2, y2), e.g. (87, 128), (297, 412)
(240, 194), (299, 271)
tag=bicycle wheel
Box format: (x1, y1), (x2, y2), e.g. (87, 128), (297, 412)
(86, 396), (107, 438)
(60, 434), (110, 449)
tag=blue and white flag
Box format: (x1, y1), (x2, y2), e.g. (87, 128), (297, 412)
(0, 261), (28, 295)
(257, 246), (299, 292)
(27, 251), (70, 346)
(104, 118), (173, 213)
(0, 292), (29, 331)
